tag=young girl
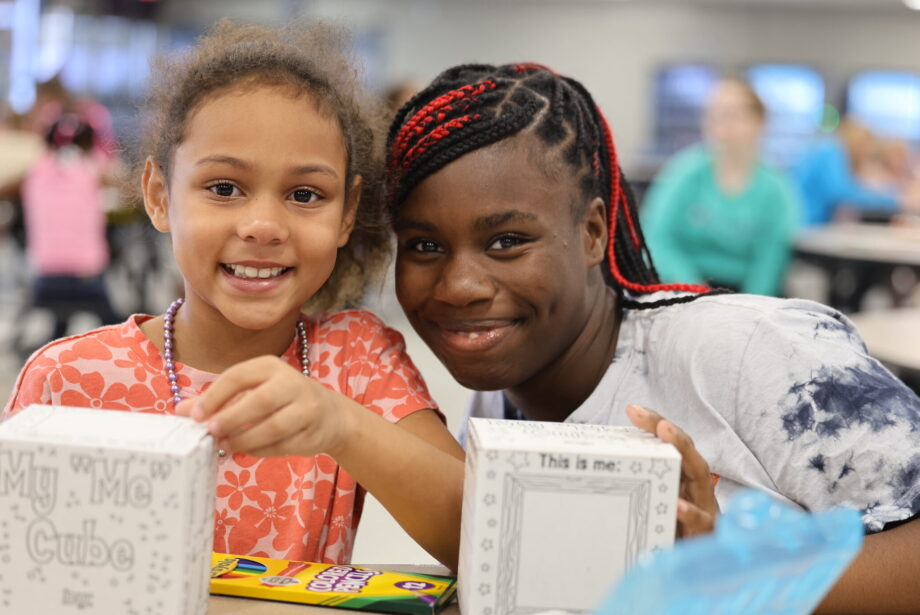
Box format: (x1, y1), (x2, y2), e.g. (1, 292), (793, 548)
(20, 113), (120, 345)
(386, 63), (920, 612)
(3, 22), (464, 569)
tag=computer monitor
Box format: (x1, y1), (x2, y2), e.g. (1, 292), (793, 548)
(846, 70), (920, 141)
(746, 63), (825, 167)
(653, 63), (720, 157)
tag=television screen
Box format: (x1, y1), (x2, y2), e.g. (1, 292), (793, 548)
(746, 64), (825, 167)
(847, 70), (920, 141)
(654, 64), (720, 157)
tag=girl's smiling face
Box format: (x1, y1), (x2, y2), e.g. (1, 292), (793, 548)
(394, 135), (604, 391)
(144, 84), (356, 333)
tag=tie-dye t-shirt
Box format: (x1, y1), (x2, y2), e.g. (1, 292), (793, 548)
(3, 309), (436, 563)
(466, 293), (920, 533)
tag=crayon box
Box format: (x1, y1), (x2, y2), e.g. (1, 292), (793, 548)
(210, 552), (457, 614)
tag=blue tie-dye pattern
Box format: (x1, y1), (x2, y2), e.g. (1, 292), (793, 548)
(466, 292), (920, 532)
(780, 361), (920, 441)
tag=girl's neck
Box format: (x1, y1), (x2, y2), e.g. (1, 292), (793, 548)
(141, 295), (301, 374)
(505, 278), (621, 423)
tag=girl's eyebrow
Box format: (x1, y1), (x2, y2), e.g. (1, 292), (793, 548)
(394, 218), (436, 232)
(473, 209), (537, 231)
(195, 155), (339, 178)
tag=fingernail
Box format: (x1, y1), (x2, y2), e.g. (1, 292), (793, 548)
(629, 404), (648, 418)
(191, 402), (204, 421)
(677, 499), (688, 514)
(207, 420), (221, 438)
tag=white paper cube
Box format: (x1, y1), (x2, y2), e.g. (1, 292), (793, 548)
(0, 405), (216, 614)
(459, 418), (681, 615)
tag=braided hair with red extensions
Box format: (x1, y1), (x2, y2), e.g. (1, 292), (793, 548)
(386, 63), (724, 309)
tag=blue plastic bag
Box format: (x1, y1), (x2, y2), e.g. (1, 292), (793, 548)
(596, 490), (863, 615)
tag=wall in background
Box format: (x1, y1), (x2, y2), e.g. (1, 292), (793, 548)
(160, 0), (920, 171)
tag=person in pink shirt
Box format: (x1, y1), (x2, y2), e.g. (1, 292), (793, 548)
(4, 21), (464, 568)
(21, 113), (119, 342)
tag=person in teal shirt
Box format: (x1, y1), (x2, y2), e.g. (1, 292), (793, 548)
(642, 78), (800, 296)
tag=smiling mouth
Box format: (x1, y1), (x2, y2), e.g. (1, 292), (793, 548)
(434, 320), (520, 352)
(221, 264), (292, 279)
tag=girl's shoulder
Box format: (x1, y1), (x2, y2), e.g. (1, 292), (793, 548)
(306, 309), (406, 351)
(626, 293), (864, 360)
(22, 316), (148, 366)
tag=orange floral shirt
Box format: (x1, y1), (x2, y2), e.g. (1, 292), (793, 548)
(3, 310), (437, 564)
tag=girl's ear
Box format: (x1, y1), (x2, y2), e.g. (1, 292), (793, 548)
(142, 157), (170, 232)
(582, 196), (608, 268)
(337, 175), (361, 247)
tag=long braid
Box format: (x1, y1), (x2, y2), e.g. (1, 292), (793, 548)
(386, 64), (727, 310)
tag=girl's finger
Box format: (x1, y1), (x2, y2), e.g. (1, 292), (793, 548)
(657, 420), (711, 483)
(193, 356), (287, 421)
(625, 404), (665, 434)
(222, 403), (311, 456)
(205, 374), (296, 438)
(676, 498), (715, 538)
(174, 398), (196, 417)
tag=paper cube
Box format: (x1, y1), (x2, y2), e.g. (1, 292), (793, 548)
(0, 405), (216, 614)
(459, 418), (681, 615)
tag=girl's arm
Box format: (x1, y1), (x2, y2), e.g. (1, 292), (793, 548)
(817, 516), (920, 613)
(823, 142), (899, 212)
(331, 405), (464, 568)
(179, 356), (465, 570)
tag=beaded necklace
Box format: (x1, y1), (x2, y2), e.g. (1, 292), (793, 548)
(162, 297), (310, 407)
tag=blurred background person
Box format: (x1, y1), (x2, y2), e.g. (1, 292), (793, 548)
(642, 77), (800, 296)
(792, 118), (916, 226)
(18, 112), (120, 350)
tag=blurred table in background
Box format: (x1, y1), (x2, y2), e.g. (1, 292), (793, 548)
(794, 223), (920, 312)
(850, 307), (920, 393)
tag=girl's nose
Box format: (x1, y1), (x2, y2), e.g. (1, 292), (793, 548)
(433, 254), (497, 307)
(236, 198), (289, 245)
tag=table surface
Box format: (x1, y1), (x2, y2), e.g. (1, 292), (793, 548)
(850, 307), (920, 372)
(209, 565), (459, 615)
(794, 223), (920, 267)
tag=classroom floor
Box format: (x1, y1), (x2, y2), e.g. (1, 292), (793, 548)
(0, 231), (470, 566)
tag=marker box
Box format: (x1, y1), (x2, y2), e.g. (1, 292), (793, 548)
(459, 418), (681, 615)
(0, 404), (215, 614)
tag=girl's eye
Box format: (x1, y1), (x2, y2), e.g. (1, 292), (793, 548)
(407, 239), (442, 254)
(291, 188), (321, 204)
(488, 235), (526, 251)
(208, 182), (239, 198)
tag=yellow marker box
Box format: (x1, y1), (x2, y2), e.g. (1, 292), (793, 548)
(210, 553), (456, 615)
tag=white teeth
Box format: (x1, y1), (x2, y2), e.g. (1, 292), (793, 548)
(457, 331), (483, 339)
(227, 264), (287, 279)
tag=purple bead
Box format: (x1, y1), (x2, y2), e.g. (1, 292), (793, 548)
(165, 361), (174, 371)
(168, 373), (178, 383)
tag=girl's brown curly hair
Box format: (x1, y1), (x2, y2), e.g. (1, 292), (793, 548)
(129, 20), (390, 313)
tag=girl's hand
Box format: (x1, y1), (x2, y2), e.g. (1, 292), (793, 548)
(626, 404), (718, 538)
(175, 356), (352, 458)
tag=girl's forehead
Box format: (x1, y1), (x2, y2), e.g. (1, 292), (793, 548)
(401, 141), (582, 225)
(175, 84), (348, 170)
